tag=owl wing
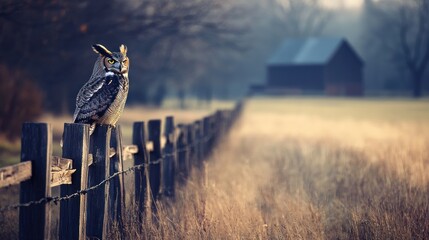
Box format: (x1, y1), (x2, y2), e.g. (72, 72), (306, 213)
(73, 74), (121, 124)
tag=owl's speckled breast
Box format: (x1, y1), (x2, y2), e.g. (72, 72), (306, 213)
(99, 74), (129, 126)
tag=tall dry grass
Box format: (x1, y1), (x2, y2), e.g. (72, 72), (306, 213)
(2, 98), (429, 239)
(114, 98), (429, 239)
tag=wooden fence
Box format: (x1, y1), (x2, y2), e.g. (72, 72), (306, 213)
(0, 101), (244, 240)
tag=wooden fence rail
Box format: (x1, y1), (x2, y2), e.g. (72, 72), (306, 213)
(0, 101), (244, 240)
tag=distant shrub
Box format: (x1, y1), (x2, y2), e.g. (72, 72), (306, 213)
(0, 64), (43, 140)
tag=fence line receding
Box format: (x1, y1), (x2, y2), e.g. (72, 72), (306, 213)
(0, 101), (244, 240)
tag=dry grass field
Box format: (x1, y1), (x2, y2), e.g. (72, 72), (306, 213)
(115, 97), (429, 239)
(2, 97), (429, 239)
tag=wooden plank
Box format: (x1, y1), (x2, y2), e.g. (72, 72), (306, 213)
(51, 156), (75, 187)
(122, 145), (138, 161)
(109, 126), (125, 235)
(59, 123), (90, 240)
(86, 125), (111, 240)
(19, 123), (52, 240)
(148, 120), (162, 200)
(0, 161), (32, 188)
(162, 116), (175, 197)
(146, 141), (154, 152)
(133, 122), (150, 223)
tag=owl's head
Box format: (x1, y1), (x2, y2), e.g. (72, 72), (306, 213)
(92, 44), (129, 75)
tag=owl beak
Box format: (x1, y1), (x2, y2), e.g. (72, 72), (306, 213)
(120, 64), (127, 74)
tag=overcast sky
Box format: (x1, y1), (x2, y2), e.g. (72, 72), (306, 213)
(322, 0), (364, 9)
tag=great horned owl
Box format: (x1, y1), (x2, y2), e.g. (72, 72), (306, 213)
(72, 44), (130, 134)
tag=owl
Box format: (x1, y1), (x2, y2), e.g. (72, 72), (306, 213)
(72, 44), (130, 135)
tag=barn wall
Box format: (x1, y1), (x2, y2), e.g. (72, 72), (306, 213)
(267, 65), (324, 91)
(325, 43), (363, 96)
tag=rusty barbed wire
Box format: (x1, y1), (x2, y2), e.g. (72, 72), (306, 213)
(0, 129), (221, 212)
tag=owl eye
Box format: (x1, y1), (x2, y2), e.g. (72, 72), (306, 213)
(107, 59), (115, 64)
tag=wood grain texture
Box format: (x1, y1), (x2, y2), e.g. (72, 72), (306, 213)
(148, 120), (162, 200)
(51, 156), (75, 187)
(59, 123), (90, 240)
(109, 126), (125, 235)
(133, 122), (150, 222)
(163, 116), (175, 197)
(176, 124), (188, 184)
(19, 123), (52, 240)
(0, 161), (32, 188)
(86, 125), (111, 240)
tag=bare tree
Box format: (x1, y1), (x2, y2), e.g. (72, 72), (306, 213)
(366, 0), (429, 97)
(268, 0), (331, 37)
(0, 0), (247, 112)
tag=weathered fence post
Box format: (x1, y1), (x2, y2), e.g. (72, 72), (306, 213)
(203, 117), (210, 158)
(208, 115), (216, 153)
(223, 110), (229, 131)
(20, 123), (52, 240)
(223, 110), (231, 132)
(132, 122), (150, 222)
(109, 126), (125, 234)
(86, 125), (111, 239)
(59, 123), (90, 240)
(163, 116), (175, 197)
(148, 120), (162, 200)
(176, 124), (188, 184)
(194, 120), (203, 168)
(186, 124), (195, 174)
(214, 110), (223, 146)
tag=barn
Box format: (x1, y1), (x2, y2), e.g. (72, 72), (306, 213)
(266, 37), (364, 96)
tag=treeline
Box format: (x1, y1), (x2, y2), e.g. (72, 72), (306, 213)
(1, 0), (428, 121)
(0, 0), (246, 114)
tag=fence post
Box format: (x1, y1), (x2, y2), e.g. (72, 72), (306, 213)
(194, 120), (203, 168)
(219, 110), (227, 135)
(148, 120), (162, 200)
(86, 125), (111, 239)
(19, 123), (52, 240)
(59, 123), (90, 240)
(223, 110), (232, 131)
(109, 126), (125, 233)
(208, 115), (216, 153)
(176, 124), (188, 184)
(236, 100), (244, 118)
(132, 122), (150, 223)
(214, 110), (222, 146)
(203, 117), (210, 158)
(186, 124), (195, 174)
(163, 116), (175, 197)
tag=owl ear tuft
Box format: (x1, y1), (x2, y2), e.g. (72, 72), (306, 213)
(92, 44), (113, 57)
(120, 44), (127, 56)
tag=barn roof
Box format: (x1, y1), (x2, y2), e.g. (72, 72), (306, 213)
(268, 37), (355, 65)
